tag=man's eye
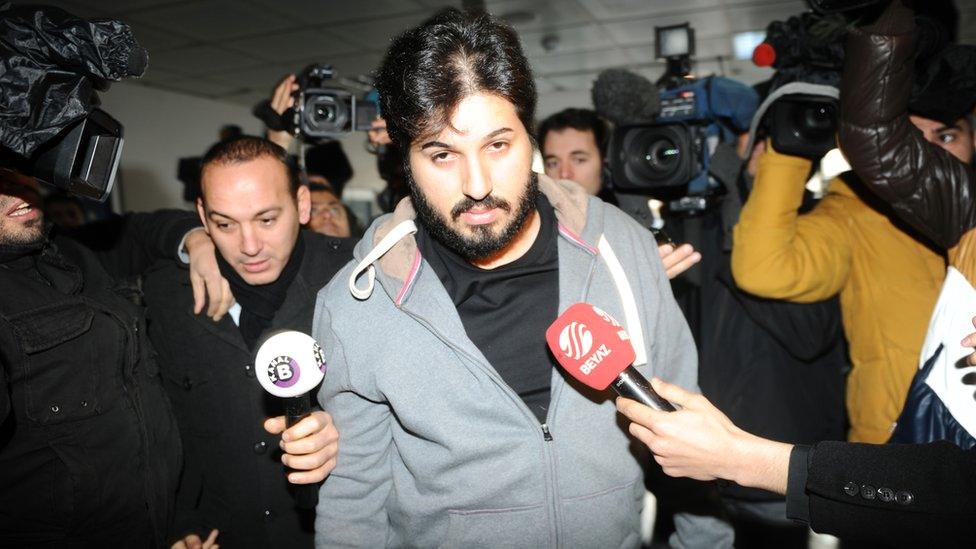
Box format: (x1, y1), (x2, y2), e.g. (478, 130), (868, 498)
(939, 133), (957, 145)
(573, 157), (588, 165)
(488, 141), (508, 152)
(216, 222), (232, 230)
(432, 151), (453, 163)
(544, 160), (558, 171)
(260, 217), (276, 226)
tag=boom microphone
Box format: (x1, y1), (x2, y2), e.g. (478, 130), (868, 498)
(546, 303), (675, 411)
(591, 69), (661, 126)
(254, 330), (328, 507)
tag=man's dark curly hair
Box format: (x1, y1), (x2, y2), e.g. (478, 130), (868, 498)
(537, 108), (611, 158)
(374, 8), (536, 150)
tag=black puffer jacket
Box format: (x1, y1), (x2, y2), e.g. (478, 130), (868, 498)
(838, 0), (976, 249)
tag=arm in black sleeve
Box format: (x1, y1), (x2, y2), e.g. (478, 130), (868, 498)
(838, 0), (976, 249)
(67, 209), (202, 279)
(792, 440), (976, 546)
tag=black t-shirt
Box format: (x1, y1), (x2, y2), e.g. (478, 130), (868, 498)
(415, 196), (560, 422)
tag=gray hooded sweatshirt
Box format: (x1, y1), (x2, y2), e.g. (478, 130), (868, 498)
(312, 175), (733, 548)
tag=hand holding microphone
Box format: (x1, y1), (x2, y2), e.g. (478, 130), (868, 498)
(545, 303), (675, 411)
(255, 331), (339, 504)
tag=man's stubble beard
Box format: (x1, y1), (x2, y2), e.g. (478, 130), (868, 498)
(0, 215), (44, 247)
(408, 169), (540, 262)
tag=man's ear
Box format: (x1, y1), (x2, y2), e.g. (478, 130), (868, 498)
(297, 185), (311, 225)
(196, 197), (209, 233)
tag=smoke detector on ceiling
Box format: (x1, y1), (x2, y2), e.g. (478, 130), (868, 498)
(541, 33), (560, 52)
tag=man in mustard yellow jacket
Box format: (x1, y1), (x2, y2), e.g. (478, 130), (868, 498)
(731, 138), (964, 443)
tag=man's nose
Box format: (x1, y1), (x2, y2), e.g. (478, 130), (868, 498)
(558, 163), (574, 181)
(240, 225), (262, 256)
(461, 155), (493, 201)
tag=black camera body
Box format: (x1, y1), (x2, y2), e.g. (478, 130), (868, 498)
(747, 11), (848, 160)
(767, 94), (838, 159)
(608, 76), (757, 199)
(289, 64), (377, 139)
(31, 109), (124, 202)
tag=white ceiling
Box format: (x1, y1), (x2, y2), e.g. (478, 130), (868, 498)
(34, 0), (976, 108)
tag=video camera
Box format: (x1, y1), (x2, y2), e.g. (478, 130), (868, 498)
(747, 11), (847, 160)
(0, 4), (141, 202)
(600, 24), (757, 207)
(257, 64), (378, 141)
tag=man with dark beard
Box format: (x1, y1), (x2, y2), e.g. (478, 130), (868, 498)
(310, 8), (731, 548)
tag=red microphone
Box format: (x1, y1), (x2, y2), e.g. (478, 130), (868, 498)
(546, 303), (675, 411)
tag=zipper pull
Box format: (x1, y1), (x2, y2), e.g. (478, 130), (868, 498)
(541, 423), (553, 441)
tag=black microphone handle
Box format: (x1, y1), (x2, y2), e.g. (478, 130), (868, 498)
(611, 366), (676, 412)
(284, 393), (319, 509)
(286, 394), (311, 428)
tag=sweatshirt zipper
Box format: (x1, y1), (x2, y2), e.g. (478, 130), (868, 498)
(540, 422), (560, 549)
(403, 310), (562, 546)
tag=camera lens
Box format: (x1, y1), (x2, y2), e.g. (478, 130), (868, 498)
(793, 102), (836, 141)
(645, 138), (680, 173)
(615, 124), (695, 190)
(313, 104), (337, 124)
(304, 94), (348, 134)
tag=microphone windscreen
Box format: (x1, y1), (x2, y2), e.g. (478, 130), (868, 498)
(254, 331), (327, 398)
(126, 45), (149, 77)
(546, 303), (636, 391)
(591, 69), (660, 126)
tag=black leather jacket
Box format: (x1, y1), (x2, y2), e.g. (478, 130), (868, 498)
(838, 0), (976, 249)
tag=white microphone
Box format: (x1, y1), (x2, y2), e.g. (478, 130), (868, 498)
(254, 330), (327, 507)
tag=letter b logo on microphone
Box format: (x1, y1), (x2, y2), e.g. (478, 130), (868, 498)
(268, 355), (300, 389)
(558, 321), (593, 360)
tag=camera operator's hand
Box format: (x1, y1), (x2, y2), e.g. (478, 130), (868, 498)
(171, 529), (219, 549)
(267, 74), (298, 151)
(659, 243), (701, 279)
(185, 229), (235, 321)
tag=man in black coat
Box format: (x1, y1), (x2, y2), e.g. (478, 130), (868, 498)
(145, 137), (353, 548)
(0, 168), (194, 547)
(616, 378), (976, 547)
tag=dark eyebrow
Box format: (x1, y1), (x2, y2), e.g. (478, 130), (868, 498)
(484, 127), (514, 140)
(569, 150), (591, 156)
(420, 127), (514, 150)
(208, 207), (281, 221)
(936, 124), (962, 133)
(420, 140), (451, 150)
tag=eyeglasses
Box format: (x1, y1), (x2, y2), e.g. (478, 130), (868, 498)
(311, 203), (344, 219)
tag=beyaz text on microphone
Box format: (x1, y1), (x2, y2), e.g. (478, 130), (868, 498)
(546, 303), (675, 411)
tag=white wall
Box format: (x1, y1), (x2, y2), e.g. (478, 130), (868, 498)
(537, 90), (591, 120)
(100, 82), (386, 213)
(100, 82), (261, 213)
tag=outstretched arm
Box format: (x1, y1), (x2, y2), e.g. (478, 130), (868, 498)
(838, 0), (976, 248)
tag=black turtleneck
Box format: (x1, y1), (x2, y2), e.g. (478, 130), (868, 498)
(415, 196), (560, 423)
(216, 235), (305, 350)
